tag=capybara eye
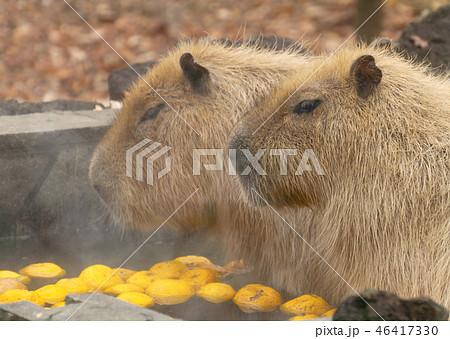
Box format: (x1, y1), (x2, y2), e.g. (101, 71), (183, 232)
(139, 103), (165, 123)
(293, 99), (321, 115)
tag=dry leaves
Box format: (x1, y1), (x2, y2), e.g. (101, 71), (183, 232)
(0, 0), (420, 102)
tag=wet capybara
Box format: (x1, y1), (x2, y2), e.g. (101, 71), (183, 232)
(228, 42), (450, 309)
(89, 38), (324, 302)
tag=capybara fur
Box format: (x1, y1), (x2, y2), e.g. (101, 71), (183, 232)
(89, 38), (323, 298)
(228, 43), (450, 310)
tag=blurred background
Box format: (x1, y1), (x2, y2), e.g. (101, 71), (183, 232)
(0, 0), (446, 104)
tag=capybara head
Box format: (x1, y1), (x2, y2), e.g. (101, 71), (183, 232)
(89, 39), (313, 232)
(229, 44), (449, 212)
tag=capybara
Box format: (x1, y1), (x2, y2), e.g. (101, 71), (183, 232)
(228, 43), (450, 309)
(89, 38), (323, 301)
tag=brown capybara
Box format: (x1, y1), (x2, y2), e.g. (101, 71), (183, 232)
(228, 43), (450, 310)
(89, 38), (321, 296)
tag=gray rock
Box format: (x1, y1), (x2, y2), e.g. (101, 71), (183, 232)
(0, 99), (98, 116)
(52, 293), (175, 321)
(108, 61), (157, 101)
(0, 301), (48, 320)
(333, 289), (449, 321)
(405, 296), (450, 321)
(0, 294), (175, 321)
(395, 4), (450, 71)
(0, 109), (115, 243)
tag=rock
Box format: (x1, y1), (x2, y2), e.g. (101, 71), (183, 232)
(333, 289), (449, 321)
(0, 301), (47, 320)
(0, 99), (98, 116)
(52, 293), (175, 321)
(107, 61), (157, 101)
(0, 293), (175, 321)
(395, 4), (450, 71)
(405, 297), (450, 321)
(0, 109), (115, 243)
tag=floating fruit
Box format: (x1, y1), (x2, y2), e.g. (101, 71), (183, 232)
(126, 271), (161, 289)
(196, 283), (236, 303)
(233, 284), (283, 313)
(117, 292), (154, 308)
(113, 268), (137, 280)
(180, 268), (218, 291)
(174, 255), (213, 268)
(104, 283), (144, 296)
(79, 264), (124, 290)
(148, 261), (188, 279)
(34, 284), (68, 305)
(280, 294), (330, 316)
(19, 263), (66, 279)
(289, 314), (319, 321)
(321, 308), (337, 317)
(0, 289), (44, 306)
(0, 278), (28, 294)
(0, 270), (31, 284)
(56, 278), (92, 294)
(145, 279), (195, 305)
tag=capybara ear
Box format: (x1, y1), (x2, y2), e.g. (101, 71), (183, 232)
(350, 55), (382, 99)
(369, 38), (392, 50)
(179, 53), (211, 94)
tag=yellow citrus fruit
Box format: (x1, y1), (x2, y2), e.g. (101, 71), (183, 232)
(126, 271), (161, 289)
(0, 278), (28, 294)
(0, 289), (44, 306)
(0, 270), (31, 284)
(19, 263), (66, 279)
(321, 308), (337, 317)
(113, 268), (137, 280)
(79, 264), (124, 290)
(145, 279), (195, 305)
(117, 292), (154, 308)
(174, 255), (213, 268)
(233, 284), (283, 313)
(0, 289), (33, 303)
(51, 302), (66, 308)
(56, 278), (92, 294)
(289, 314), (319, 321)
(196, 283), (236, 303)
(104, 283), (144, 296)
(280, 294), (330, 316)
(180, 268), (218, 291)
(34, 284), (68, 305)
(148, 261), (188, 279)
